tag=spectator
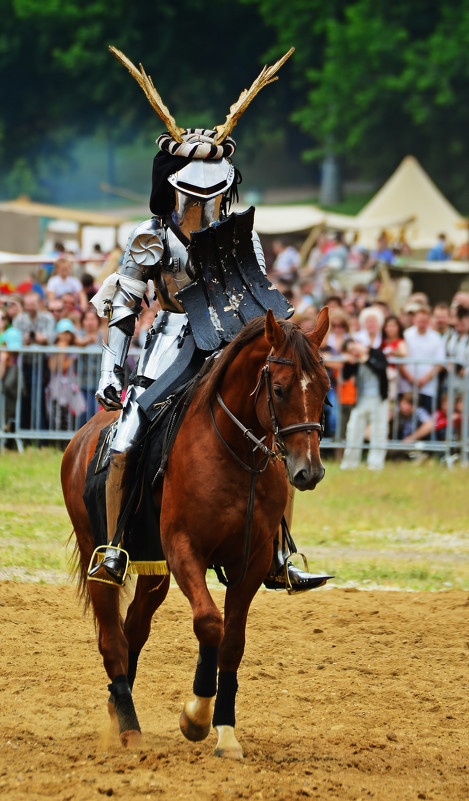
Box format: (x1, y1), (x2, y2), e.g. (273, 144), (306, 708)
(47, 298), (65, 322)
(400, 305), (445, 413)
(381, 314), (408, 403)
(445, 305), (469, 394)
(0, 307), (10, 343)
(340, 307), (389, 470)
(81, 272), (99, 304)
(270, 238), (300, 285)
(340, 337), (389, 470)
(366, 232), (395, 268)
(46, 256), (84, 305)
(14, 292), (55, 429)
(14, 292), (55, 346)
(46, 319), (86, 440)
(0, 327), (22, 434)
(318, 231), (348, 272)
(61, 292), (85, 325)
(427, 233), (451, 261)
(295, 277), (316, 314)
(402, 392), (463, 445)
(75, 308), (104, 423)
(321, 309), (351, 440)
(2, 295), (23, 325)
(432, 302), (451, 343)
(395, 392), (432, 443)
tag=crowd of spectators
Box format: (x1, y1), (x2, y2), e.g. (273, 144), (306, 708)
(0, 232), (468, 465)
(267, 231), (469, 467)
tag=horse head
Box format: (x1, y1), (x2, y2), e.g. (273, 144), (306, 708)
(258, 308), (331, 491)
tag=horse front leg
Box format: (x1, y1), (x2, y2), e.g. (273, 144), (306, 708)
(213, 549), (272, 760)
(167, 538), (224, 744)
(88, 580), (141, 747)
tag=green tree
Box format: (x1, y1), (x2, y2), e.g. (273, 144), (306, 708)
(245, 0), (469, 209)
(0, 0), (275, 197)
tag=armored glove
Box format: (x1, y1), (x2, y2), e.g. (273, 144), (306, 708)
(96, 363), (125, 411)
(96, 338), (129, 412)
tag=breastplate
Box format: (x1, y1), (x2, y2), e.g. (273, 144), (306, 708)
(155, 229), (193, 313)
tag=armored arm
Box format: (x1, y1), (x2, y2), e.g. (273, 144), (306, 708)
(93, 219), (164, 411)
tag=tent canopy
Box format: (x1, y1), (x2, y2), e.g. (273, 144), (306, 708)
(356, 155), (466, 250)
(0, 197), (127, 227)
(236, 203), (413, 237)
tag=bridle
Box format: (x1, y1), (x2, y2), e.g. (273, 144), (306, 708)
(209, 347), (329, 590)
(211, 349), (329, 466)
(254, 351), (328, 455)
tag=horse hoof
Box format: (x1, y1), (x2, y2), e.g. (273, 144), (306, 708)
(214, 747), (244, 760)
(120, 729), (142, 749)
(179, 709), (211, 742)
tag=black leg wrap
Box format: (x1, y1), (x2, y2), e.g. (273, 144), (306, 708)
(193, 645), (218, 698)
(212, 670), (238, 728)
(108, 675), (141, 734)
(127, 651), (140, 691)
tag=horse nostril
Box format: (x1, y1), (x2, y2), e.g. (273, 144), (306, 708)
(293, 469), (310, 487)
(292, 465), (325, 490)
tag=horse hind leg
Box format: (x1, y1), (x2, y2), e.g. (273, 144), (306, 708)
(123, 574), (170, 690)
(89, 581), (142, 748)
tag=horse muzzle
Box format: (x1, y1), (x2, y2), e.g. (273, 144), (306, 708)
(286, 458), (325, 491)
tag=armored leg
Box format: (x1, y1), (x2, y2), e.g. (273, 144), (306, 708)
(264, 485), (333, 592)
(89, 386), (149, 586)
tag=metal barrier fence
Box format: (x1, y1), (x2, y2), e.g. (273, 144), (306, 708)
(0, 345), (468, 465)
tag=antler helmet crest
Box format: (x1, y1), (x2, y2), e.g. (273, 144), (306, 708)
(109, 45), (294, 154)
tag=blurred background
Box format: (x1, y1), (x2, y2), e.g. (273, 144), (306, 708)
(2, 0), (469, 212)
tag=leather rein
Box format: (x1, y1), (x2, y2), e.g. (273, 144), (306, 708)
(209, 350), (328, 589)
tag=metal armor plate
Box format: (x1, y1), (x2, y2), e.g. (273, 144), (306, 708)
(176, 207), (294, 351)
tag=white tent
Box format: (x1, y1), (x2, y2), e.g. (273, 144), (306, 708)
(235, 203), (413, 237)
(356, 155), (467, 251)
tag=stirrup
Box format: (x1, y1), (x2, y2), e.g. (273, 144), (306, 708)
(88, 545), (130, 587)
(264, 552), (333, 595)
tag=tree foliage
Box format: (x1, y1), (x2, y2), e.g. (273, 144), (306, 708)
(2, 0), (469, 207)
(245, 0), (469, 207)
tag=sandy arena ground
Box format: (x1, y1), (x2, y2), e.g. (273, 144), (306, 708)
(0, 581), (467, 801)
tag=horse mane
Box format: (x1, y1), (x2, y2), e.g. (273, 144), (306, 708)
(196, 316), (325, 409)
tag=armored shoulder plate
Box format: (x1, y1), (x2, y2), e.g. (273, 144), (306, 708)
(120, 218), (164, 282)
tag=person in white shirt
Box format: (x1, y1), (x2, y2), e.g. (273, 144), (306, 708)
(46, 257), (83, 303)
(400, 305), (445, 413)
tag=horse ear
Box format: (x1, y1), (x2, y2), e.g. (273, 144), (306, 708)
(307, 306), (330, 349)
(265, 309), (286, 350)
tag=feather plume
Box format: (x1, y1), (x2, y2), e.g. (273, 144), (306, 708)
(109, 46), (185, 143)
(214, 48), (295, 144)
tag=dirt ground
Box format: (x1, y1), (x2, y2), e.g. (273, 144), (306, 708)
(0, 581), (467, 801)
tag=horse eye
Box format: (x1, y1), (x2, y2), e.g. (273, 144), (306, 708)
(273, 384), (284, 399)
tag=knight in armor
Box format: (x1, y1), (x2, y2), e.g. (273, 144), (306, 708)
(88, 46), (328, 592)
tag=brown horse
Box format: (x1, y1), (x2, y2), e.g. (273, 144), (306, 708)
(61, 308), (330, 758)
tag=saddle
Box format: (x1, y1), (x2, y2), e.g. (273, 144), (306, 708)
(83, 365), (211, 575)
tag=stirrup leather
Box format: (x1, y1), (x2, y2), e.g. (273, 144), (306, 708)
(88, 545), (130, 587)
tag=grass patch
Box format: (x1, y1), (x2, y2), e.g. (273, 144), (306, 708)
(0, 449), (467, 590)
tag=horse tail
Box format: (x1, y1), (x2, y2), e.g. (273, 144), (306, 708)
(67, 531), (92, 615)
